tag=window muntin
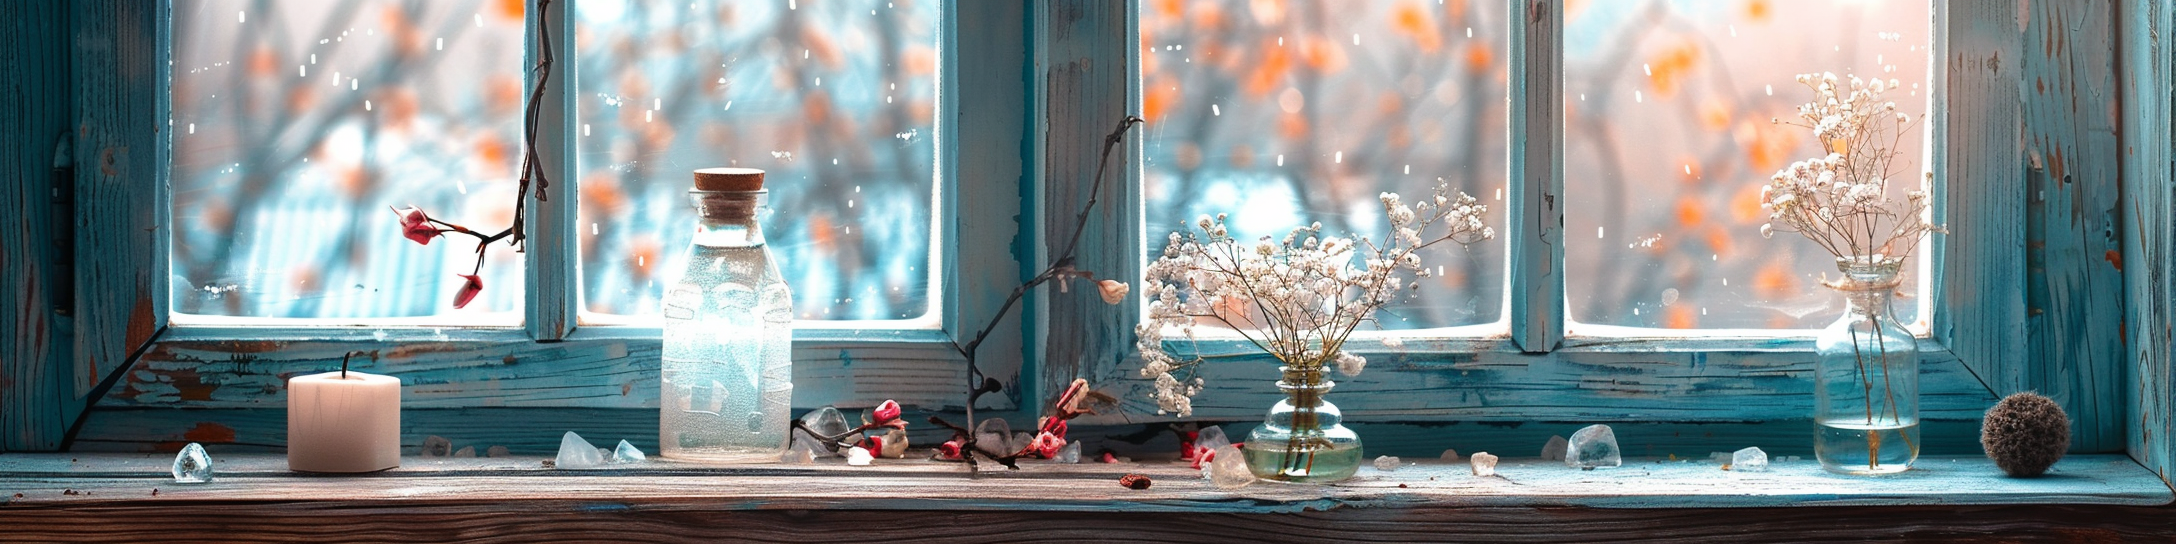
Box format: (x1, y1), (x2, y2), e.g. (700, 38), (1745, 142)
(170, 0), (528, 320)
(1139, 0), (1511, 331)
(574, 0), (941, 325)
(1562, 0), (1932, 330)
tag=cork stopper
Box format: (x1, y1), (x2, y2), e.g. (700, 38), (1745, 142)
(692, 167), (765, 191)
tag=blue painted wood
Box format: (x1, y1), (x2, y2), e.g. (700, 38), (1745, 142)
(2019, 0), (2128, 454)
(1084, 338), (1997, 426)
(1508, 0), (1565, 353)
(524, 0), (578, 341)
(2119, 0), (2176, 485)
(943, 0), (1032, 412)
(90, 327), (974, 411)
(1935, 2), (2029, 403)
(70, 0), (169, 406)
(1036, 0), (1141, 411)
(0, 0), (74, 452)
(63, 404), (1996, 462)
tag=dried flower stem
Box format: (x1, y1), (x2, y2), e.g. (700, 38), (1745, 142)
(927, 116), (1142, 471)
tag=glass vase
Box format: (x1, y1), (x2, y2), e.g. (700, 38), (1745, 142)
(660, 175), (795, 463)
(1244, 365), (1363, 482)
(1812, 256), (1919, 475)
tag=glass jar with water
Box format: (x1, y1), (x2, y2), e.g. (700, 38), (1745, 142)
(1812, 256), (1918, 475)
(660, 167), (794, 463)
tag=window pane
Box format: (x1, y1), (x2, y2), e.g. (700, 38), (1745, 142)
(172, 0), (528, 318)
(576, 0), (938, 321)
(1140, 0), (1510, 331)
(1563, 0), (1930, 329)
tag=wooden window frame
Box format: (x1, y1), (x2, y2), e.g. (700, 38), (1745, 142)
(3, 1), (2165, 492)
(1049, 0), (2133, 463)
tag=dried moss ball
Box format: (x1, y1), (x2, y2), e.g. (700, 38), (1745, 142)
(1981, 392), (2070, 477)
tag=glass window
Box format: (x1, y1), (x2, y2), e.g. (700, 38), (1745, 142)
(171, 0), (528, 319)
(1140, 0), (1511, 331)
(1563, 0), (1931, 329)
(575, 0), (939, 323)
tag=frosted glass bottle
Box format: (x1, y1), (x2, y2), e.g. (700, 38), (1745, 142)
(660, 168), (794, 463)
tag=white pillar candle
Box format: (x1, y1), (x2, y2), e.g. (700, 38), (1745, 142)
(287, 369), (402, 473)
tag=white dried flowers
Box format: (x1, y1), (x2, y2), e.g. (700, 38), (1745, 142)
(1135, 181), (1492, 416)
(1761, 72), (1943, 267)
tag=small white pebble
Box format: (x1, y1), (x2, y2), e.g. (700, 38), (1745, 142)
(1373, 455), (1402, 472)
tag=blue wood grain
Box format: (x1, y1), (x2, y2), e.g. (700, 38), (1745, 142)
(2019, 0), (2128, 454)
(1037, 0), (1141, 410)
(1508, 0), (1566, 353)
(2118, 0), (2175, 485)
(524, 0), (578, 341)
(91, 327), (978, 411)
(944, 0), (1032, 412)
(71, 0), (169, 406)
(0, 0), (74, 452)
(1936, 2), (2029, 404)
(63, 405), (1997, 461)
(1084, 338), (1998, 426)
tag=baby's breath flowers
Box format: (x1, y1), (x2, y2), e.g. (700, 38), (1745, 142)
(1136, 182), (1492, 416)
(1761, 72), (1943, 269)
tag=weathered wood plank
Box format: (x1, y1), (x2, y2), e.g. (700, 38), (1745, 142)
(93, 328), (975, 412)
(3, 503), (2173, 544)
(1508, 0), (1565, 353)
(0, 0), (74, 452)
(1036, 0), (1141, 414)
(0, 454), (2163, 509)
(3, 503), (2175, 544)
(523, 0), (577, 341)
(93, 329), (1996, 425)
(1938, 2), (2031, 394)
(2118, 0), (2176, 485)
(943, 0), (1030, 412)
(2019, 0), (2128, 454)
(71, 0), (169, 402)
(61, 404), (1994, 459)
(1936, 0), (2029, 402)
(1085, 339), (1996, 425)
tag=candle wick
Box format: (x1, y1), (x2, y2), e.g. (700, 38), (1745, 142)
(341, 352), (352, 379)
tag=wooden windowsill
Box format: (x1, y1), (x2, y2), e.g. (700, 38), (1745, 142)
(2, 453), (2166, 509)
(2, 453), (2170, 541)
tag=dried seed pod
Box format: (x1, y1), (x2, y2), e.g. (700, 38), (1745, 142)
(1118, 474), (1153, 490)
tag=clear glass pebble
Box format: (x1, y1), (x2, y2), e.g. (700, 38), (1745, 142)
(1195, 426), (1231, 453)
(780, 441), (816, 464)
(453, 446), (475, 458)
(555, 431), (605, 469)
(171, 443), (214, 484)
(612, 440), (647, 464)
(846, 447), (875, 466)
(1470, 451), (1499, 477)
(1208, 445), (1254, 489)
(1732, 447), (1769, 472)
(1056, 441), (1082, 464)
(1440, 449), (1460, 461)
(973, 418), (1011, 455)
(1373, 455), (1403, 472)
(1567, 425), (1621, 468)
(1541, 435), (1569, 461)
(486, 445), (510, 458)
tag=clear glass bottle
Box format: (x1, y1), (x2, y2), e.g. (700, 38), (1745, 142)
(1813, 256), (1919, 475)
(1243, 365), (1363, 482)
(660, 168), (794, 463)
